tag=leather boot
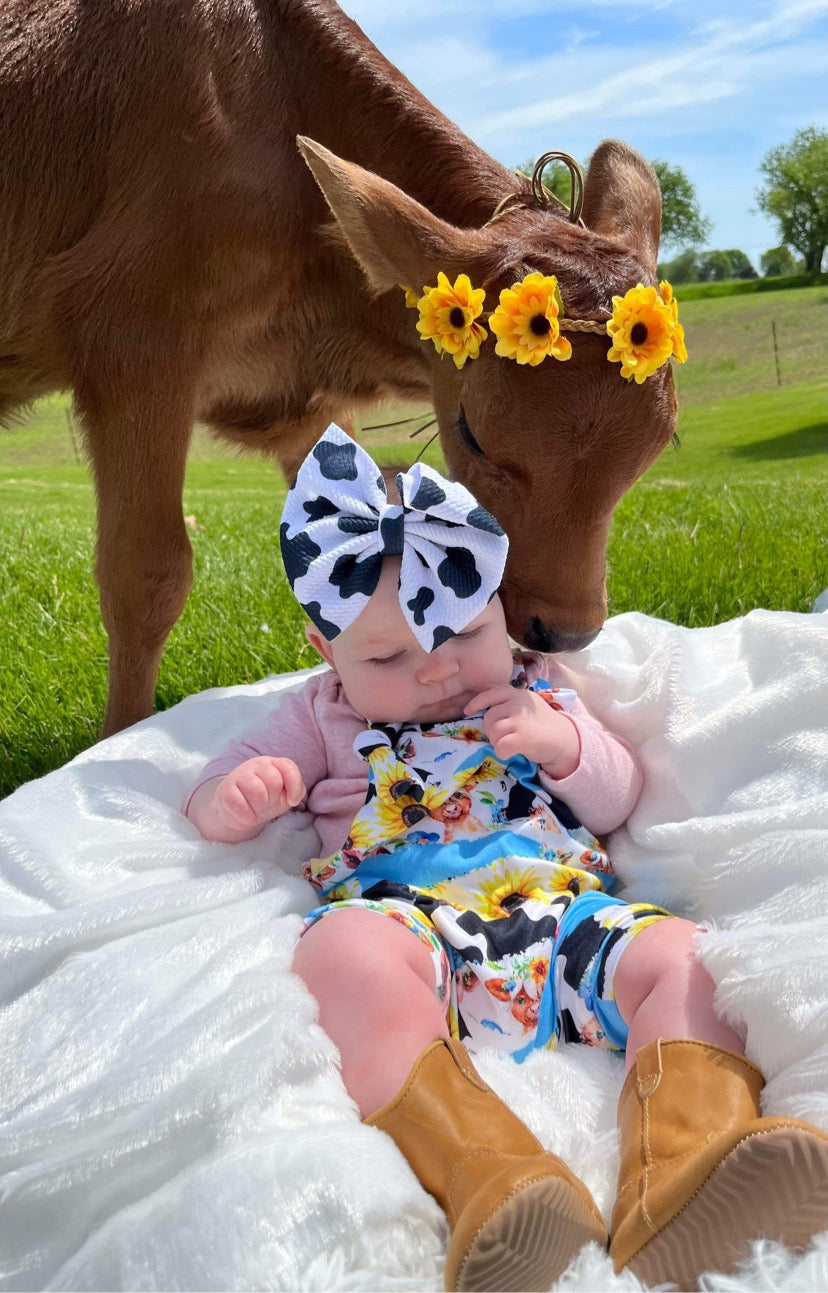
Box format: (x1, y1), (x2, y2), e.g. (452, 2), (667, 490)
(610, 1038), (828, 1289)
(365, 1037), (607, 1292)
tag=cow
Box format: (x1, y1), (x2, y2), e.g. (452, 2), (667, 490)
(0, 0), (677, 736)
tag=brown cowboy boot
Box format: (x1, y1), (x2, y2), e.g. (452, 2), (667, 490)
(611, 1038), (828, 1289)
(365, 1037), (607, 1292)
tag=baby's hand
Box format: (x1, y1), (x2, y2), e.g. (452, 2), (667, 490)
(212, 757), (306, 833)
(465, 686), (580, 779)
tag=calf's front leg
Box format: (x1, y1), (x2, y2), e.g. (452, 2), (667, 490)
(79, 389), (194, 737)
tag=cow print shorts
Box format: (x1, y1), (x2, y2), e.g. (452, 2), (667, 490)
(300, 888), (672, 1061)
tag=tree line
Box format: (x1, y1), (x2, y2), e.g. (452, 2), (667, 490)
(518, 126), (828, 285)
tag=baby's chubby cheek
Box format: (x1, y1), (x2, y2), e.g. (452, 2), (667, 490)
(479, 644), (518, 689)
(332, 666), (408, 723)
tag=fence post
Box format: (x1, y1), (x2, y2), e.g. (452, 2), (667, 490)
(771, 319), (782, 387)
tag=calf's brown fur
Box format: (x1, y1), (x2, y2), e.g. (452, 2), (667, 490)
(0, 0), (677, 736)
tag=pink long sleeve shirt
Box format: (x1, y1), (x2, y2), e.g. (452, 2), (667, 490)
(192, 653), (642, 856)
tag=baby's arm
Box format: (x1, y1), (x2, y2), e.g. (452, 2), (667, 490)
(187, 756), (307, 843)
(540, 698), (642, 833)
(185, 677), (329, 843)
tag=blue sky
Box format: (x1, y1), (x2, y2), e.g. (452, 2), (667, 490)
(339, 0), (828, 269)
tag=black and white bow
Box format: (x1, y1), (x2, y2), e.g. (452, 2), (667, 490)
(279, 424), (508, 651)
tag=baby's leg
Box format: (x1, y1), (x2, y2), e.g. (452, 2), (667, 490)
(609, 914), (828, 1286)
(612, 915), (743, 1066)
(297, 907), (610, 1290)
(292, 908), (448, 1117)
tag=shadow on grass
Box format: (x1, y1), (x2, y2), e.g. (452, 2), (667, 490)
(0, 731), (93, 799)
(729, 421), (828, 461)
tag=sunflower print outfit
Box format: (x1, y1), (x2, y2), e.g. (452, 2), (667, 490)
(300, 663), (669, 1060)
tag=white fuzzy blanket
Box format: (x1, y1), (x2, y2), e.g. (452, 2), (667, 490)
(2, 609), (828, 1292)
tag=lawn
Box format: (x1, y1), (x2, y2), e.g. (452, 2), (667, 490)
(1, 282), (826, 796)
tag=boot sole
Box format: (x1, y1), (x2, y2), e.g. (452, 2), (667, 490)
(628, 1127), (828, 1291)
(454, 1174), (608, 1292)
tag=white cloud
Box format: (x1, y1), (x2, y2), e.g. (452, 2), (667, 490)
(344, 0), (641, 28)
(337, 0), (828, 257)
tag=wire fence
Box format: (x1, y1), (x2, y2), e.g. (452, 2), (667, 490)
(673, 288), (828, 405)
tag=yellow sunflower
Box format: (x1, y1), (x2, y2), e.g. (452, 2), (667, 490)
(461, 756), (504, 788)
(326, 879), (361, 902)
(346, 814), (385, 852)
(427, 879), (468, 907)
(356, 743), (445, 844)
(476, 864), (548, 920)
(414, 272), (488, 369)
(545, 864), (602, 896)
(659, 280), (688, 363)
(606, 284), (676, 383)
(488, 272), (572, 366)
(529, 955), (549, 987)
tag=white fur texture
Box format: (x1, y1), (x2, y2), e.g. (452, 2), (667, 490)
(1, 609), (827, 1291)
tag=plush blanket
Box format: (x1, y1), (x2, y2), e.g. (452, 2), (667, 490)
(2, 608), (827, 1292)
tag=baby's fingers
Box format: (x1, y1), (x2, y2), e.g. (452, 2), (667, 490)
(491, 732), (524, 760)
(484, 715), (516, 745)
(480, 704), (520, 743)
(464, 685), (517, 716)
(218, 779), (262, 827)
(236, 768), (280, 818)
(272, 759), (306, 808)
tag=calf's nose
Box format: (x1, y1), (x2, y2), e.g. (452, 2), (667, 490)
(523, 618), (602, 653)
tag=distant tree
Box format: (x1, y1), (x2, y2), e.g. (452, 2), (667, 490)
(657, 249), (700, 283)
(650, 160), (712, 251)
(760, 245), (804, 277)
(692, 249), (757, 282)
(722, 249), (757, 279)
(698, 250), (734, 282)
(756, 127), (828, 273)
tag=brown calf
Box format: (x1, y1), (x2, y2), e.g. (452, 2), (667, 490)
(0, 0), (677, 736)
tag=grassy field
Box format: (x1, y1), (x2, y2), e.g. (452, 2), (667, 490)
(671, 283), (827, 403)
(1, 284), (826, 796)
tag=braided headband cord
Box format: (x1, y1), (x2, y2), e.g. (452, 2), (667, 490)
(476, 309), (609, 333)
(551, 317), (608, 334)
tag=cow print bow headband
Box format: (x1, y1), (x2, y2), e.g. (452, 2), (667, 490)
(280, 424), (508, 652)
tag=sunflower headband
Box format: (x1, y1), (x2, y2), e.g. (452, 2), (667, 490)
(402, 272), (687, 384)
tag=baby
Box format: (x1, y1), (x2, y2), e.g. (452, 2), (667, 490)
(188, 425), (828, 1293)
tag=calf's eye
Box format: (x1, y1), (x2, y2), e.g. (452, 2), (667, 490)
(457, 405), (484, 456)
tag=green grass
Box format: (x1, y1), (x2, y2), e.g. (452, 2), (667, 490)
(654, 381), (827, 478)
(1, 281), (826, 797)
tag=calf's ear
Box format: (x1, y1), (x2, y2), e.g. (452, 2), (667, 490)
(581, 140), (662, 276)
(297, 136), (476, 295)
(484, 979), (513, 1002)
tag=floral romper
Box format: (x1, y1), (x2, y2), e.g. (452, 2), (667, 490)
(300, 660), (669, 1060)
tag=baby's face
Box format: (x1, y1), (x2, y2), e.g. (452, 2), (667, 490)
(309, 558), (515, 723)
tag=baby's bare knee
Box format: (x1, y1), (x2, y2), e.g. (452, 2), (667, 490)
(293, 909), (426, 999)
(615, 916), (701, 1004)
